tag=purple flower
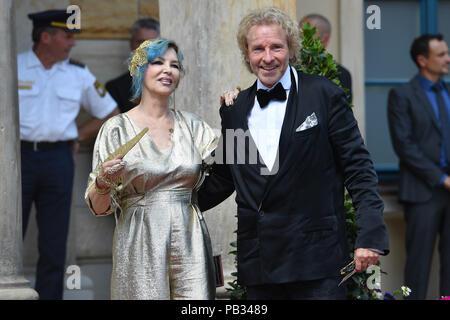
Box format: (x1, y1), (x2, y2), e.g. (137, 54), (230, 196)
(383, 292), (396, 300)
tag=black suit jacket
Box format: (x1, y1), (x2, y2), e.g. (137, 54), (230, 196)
(105, 72), (136, 113)
(199, 68), (389, 286)
(387, 75), (449, 203)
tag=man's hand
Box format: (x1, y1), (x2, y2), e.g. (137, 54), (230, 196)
(443, 176), (450, 192)
(220, 87), (241, 106)
(354, 248), (379, 272)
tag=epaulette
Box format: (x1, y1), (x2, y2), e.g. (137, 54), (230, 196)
(69, 59), (85, 68)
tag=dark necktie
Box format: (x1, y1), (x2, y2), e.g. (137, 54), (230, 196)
(432, 83), (450, 162)
(256, 82), (286, 109)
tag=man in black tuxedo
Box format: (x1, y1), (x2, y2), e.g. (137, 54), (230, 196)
(299, 13), (352, 103)
(105, 18), (160, 113)
(387, 34), (450, 299)
(199, 7), (389, 299)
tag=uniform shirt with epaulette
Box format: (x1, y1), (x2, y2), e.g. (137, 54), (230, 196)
(17, 50), (117, 142)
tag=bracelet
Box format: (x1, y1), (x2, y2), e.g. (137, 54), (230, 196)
(94, 177), (111, 195)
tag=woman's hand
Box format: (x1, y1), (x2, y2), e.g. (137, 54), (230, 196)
(96, 155), (125, 190)
(220, 87), (241, 107)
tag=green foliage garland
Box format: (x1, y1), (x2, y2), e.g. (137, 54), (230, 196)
(296, 22), (388, 300)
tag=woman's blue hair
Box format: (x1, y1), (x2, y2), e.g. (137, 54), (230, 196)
(128, 38), (184, 103)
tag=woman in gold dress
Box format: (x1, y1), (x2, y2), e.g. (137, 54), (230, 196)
(85, 39), (218, 299)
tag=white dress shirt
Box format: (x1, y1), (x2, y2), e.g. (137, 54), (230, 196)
(17, 50), (117, 142)
(247, 66), (291, 171)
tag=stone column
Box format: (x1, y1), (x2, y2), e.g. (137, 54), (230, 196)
(159, 0), (296, 296)
(0, 0), (38, 300)
(339, 0), (366, 137)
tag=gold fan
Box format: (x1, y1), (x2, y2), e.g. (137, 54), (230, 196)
(97, 127), (149, 170)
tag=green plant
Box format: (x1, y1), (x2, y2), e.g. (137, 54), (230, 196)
(344, 191), (388, 299)
(297, 22), (386, 300)
(225, 233), (247, 300)
(296, 23), (410, 300)
(294, 22), (352, 105)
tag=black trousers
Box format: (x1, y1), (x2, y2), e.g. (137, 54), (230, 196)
(404, 187), (450, 300)
(21, 145), (74, 300)
(246, 276), (347, 300)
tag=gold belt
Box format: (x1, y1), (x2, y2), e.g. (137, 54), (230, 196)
(121, 189), (193, 209)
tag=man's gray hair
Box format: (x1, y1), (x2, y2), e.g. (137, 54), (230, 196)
(131, 18), (160, 39)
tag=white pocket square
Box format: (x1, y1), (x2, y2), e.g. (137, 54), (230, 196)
(296, 112), (318, 132)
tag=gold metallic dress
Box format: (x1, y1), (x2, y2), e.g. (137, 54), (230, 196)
(84, 109), (218, 300)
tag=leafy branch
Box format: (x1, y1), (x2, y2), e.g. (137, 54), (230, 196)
(296, 22), (382, 300)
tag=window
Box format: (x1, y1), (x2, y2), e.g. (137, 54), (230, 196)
(438, 1), (450, 84)
(364, 0), (449, 180)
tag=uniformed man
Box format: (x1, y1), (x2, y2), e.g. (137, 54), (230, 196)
(18, 9), (119, 299)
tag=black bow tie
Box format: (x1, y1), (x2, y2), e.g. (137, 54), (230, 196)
(256, 82), (287, 109)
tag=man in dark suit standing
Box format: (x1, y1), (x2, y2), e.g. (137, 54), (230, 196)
(105, 18), (160, 113)
(199, 7), (389, 299)
(299, 13), (352, 103)
(387, 34), (450, 299)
